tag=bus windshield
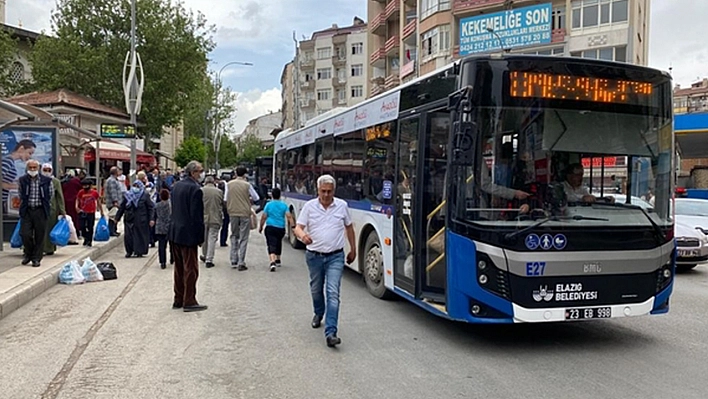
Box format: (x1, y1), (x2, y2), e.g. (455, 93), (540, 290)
(455, 58), (673, 230)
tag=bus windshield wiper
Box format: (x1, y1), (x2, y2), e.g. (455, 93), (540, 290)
(592, 202), (666, 240)
(504, 215), (609, 240)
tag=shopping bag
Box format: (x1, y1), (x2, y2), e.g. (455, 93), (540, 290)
(94, 217), (110, 242)
(64, 215), (79, 243)
(250, 209), (257, 230)
(49, 218), (70, 247)
(80, 257), (104, 282)
(96, 262), (117, 280)
(59, 261), (86, 284)
(10, 220), (22, 248)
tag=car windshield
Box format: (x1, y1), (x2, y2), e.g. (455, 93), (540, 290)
(674, 200), (708, 217)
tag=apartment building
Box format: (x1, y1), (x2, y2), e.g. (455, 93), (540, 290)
(280, 61), (296, 130)
(281, 17), (368, 130)
(674, 79), (708, 114)
(367, 0), (649, 96)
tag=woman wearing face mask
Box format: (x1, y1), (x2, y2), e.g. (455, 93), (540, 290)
(42, 163), (66, 255)
(75, 178), (102, 247)
(115, 180), (155, 258)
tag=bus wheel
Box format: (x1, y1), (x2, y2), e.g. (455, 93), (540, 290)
(363, 232), (393, 299)
(288, 218), (305, 250)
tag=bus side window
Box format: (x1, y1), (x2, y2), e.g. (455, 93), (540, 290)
(364, 121), (397, 204)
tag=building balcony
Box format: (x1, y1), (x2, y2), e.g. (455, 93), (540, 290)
(402, 18), (417, 40)
(551, 28), (567, 43)
(335, 97), (347, 106)
(385, 35), (400, 55)
(385, 72), (400, 89)
(403, 0), (416, 6)
(301, 80), (313, 88)
(333, 34), (347, 45)
(370, 13), (386, 36)
(370, 47), (386, 67)
(332, 76), (347, 87)
(400, 60), (416, 79)
(371, 75), (385, 85)
(300, 99), (315, 109)
(452, 0), (505, 15)
(300, 58), (314, 69)
(371, 84), (385, 97)
(385, 0), (401, 21)
(332, 55), (347, 66)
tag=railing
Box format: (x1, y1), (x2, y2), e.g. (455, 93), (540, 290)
(402, 18), (417, 39)
(452, 0), (505, 14)
(385, 72), (400, 89)
(385, 35), (400, 53)
(385, 0), (401, 20)
(370, 48), (386, 64)
(371, 84), (385, 97)
(552, 28), (567, 43)
(370, 13), (385, 35)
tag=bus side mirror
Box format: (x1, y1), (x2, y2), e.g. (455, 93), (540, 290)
(451, 121), (476, 165)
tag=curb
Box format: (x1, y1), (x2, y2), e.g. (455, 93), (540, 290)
(0, 237), (123, 321)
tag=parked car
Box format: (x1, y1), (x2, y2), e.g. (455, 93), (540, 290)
(674, 198), (708, 271)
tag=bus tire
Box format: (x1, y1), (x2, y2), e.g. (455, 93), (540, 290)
(288, 212), (305, 250)
(363, 231), (393, 299)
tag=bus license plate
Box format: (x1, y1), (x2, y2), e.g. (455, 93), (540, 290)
(565, 307), (612, 320)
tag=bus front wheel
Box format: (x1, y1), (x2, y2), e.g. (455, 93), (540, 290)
(363, 232), (393, 299)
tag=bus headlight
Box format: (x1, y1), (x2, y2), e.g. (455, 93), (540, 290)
(479, 275), (488, 284)
(476, 252), (510, 299)
(478, 260), (487, 270)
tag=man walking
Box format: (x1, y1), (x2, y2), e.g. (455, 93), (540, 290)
(218, 176), (230, 247)
(18, 160), (52, 267)
(293, 174), (356, 348)
(225, 167), (259, 270)
(168, 160), (207, 312)
(200, 176), (223, 269)
(105, 166), (123, 236)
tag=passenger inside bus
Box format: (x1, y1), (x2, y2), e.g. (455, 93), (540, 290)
(562, 163), (614, 204)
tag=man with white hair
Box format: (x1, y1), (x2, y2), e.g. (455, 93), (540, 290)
(18, 160), (53, 267)
(293, 174), (356, 348)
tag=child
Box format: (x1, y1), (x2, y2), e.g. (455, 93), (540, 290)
(75, 179), (102, 247)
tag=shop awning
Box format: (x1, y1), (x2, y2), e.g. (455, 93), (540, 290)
(84, 140), (155, 164)
(676, 113), (708, 158)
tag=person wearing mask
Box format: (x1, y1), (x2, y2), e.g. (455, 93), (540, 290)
(75, 179), (102, 247)
(105, 166), (124, 237)
(225, 167), (259, 270)
(61, 169), (83, 238)
(115, 180), (154, 257)
(258, 187), (292, 272)
(41, 163), (66, 256)
(169, 161), (207, 312)
(18, 160), (52, 267)
(200, 176), (223, 269)
(293, 174), (356, 348)
(154, 189), (173, 269)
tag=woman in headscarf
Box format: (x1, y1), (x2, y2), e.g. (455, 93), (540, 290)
(115, 180), (155, 258)
(42, 163), (66, 255)
(61, 169), (82, 239)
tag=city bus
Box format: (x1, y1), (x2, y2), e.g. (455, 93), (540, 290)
(273, 55), (675, 323)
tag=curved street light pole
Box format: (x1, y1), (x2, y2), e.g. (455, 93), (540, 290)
(211, 61), (253, 172)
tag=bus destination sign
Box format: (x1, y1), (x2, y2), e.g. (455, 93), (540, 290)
(100, 124), (136, 139)
(509, 71), (653, 105)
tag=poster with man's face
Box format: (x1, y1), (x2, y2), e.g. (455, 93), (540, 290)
(1, 127), (56, 218)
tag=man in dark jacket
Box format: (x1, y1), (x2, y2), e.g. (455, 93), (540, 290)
(168, 160), (207, 312)
(18, 160), (53, 267)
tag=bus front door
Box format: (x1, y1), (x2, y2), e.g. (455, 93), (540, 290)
(393, 116), (418, 296)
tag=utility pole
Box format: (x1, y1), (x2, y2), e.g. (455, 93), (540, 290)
(214, 61), (253, 171)
(293, 31), (300, 129)
(123, 0), (144, 180)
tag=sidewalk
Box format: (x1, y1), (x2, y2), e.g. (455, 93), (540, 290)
(0, 220), (124, 321)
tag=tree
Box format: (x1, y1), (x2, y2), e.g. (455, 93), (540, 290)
(174, 135), (206, 167)
(236, 133), (271, 165)
(28, 0), (216, 141)
(215, 135), (239, 169)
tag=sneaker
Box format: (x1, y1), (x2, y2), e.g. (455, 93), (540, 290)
(326, 335), (341, 348)
(237, 265), (248, 271)
(205, 262), (215, 268)
(275, 259), (282, 267)
(270, 264), (276, 272)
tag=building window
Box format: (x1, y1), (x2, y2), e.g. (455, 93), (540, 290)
(317, 68), (331, 80)
(317, 89), (331, 101)
(338, 89), (346, 102)
(524, 46), (565, 56)
(571, 0), (628, 30)
(351, 64), (363, 77)
(570, 45), (626, 62)
(421, 0), (451, 20)
(335, 47), (346, 59)
(317, 47), (331, 59)
(352, 42), (363, 55)
(351, 85), (363, 98)
(10, 62), (24, 84)
(552, 7), (566, 30)
(421, 24), (450, 60)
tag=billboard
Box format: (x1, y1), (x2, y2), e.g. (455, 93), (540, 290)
(459, 3), (552, 56)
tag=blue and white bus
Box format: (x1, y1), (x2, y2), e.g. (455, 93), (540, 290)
(273, 55), (675, 323)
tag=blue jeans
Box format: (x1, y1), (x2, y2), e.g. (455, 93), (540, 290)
(306, 250), (345, 337)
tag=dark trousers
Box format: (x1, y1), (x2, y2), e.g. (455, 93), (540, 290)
(108, 206), (119, 235)
(80, 213), (96, 245)
(172, 243), (199, 307)
(264, 226), (285, 255)
(21, 207), (47, 262)
(156, 234), (171, 265)
(220, 211), (230, 246)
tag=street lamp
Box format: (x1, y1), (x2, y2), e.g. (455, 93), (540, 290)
(210, 61), (253, 171)
(486, 27), (510, 53)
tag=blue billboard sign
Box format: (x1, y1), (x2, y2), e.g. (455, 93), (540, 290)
(459, 3), (552, 56)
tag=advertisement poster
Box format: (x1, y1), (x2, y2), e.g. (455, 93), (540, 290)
(1, 127), (57, 218)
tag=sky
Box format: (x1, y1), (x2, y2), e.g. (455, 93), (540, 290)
(6, 0), (708, 135)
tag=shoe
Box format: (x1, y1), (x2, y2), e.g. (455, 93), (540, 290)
(199, 255), (206, 262)
(32, 261), (41, 268)
(311, 315), (323, 329)
(45, 252), (54, 256)
(270, 264), (276, 272)
(220, 244), (228, 247)
(125, 254), (132, 258)
(237, 265), (248, 271)
(275, 260), (281, 267)
(172, 303), (183, 309)
(326, 335), (341, 347)
(21, 257), (31, 265)
(205, 262), (215, 268)
(183, 304), (208, 312)
(160, 263), (166, 269)
(170, 259), (174, 265)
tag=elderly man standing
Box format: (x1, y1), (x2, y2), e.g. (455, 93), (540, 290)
(200, 175), (223, 269)
(225, 167), (259, 270)
(19, 160), (53, 267)
(41, 163), (66, 256)
(293, 174), (356, 348)
(169, 160), (207, 312)
(105, 166), (124, 237)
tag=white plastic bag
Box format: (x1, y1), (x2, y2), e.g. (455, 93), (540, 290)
(59, 260), (86, 284)
(80, 257), (104, 282)
(64, 215), (79, 244)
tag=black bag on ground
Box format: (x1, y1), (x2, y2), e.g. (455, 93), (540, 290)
(96, 262), (117, 280)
